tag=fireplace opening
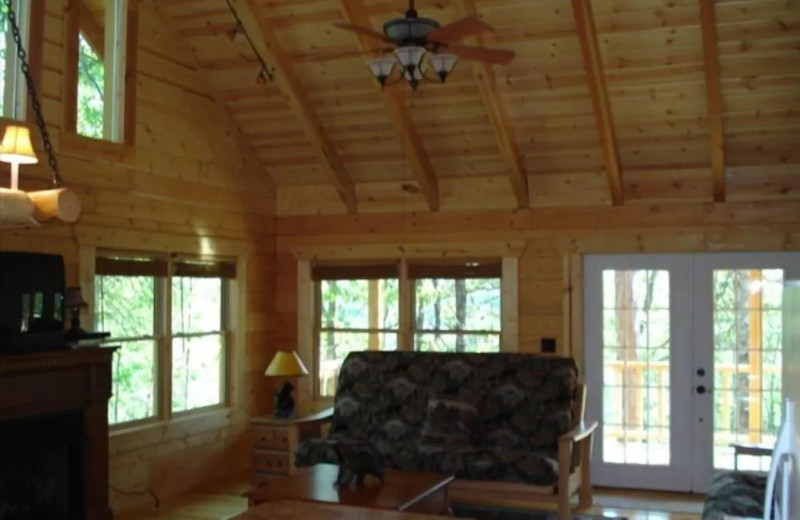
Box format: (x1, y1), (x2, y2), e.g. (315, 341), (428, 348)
(0, 409), (84, 520)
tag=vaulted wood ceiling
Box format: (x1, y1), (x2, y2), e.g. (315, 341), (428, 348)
(158, 0), (800, 214)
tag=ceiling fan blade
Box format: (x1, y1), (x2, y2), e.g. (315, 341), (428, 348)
(426, 16), (492, 43)
(445, 43), (515, 65)
(333, 22), (394, 45)
(306, 48), (392, 61)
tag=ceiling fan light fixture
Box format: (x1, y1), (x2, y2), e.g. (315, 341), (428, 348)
(366, 58), (396, 85)
(383, 17), (440, 44)
(430, 53), (458, 81)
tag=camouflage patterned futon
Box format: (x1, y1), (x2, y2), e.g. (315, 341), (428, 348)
(295, 351), (580, 486)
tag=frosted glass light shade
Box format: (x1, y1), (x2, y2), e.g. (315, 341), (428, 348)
(265, 350), (309, 377)
(367, 58), (396, 81)
(394, 46), (425, 68)
(0, 125), (38, 165)
(430, 53), (458, 77)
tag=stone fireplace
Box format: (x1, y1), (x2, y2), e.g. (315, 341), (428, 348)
(0, 348), (114, 520)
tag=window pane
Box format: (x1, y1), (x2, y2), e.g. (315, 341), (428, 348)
(0, 4), (7, 116)
(319, 279), (398, 330)
(77, 31), (104, 138)
(95, 275), (154, 338)
(172, 334), (224, 413)
(318, 331), (397, 397)
(414, 332), (500, 353)
(414, 278), (501, 332)
(172, 277), (223, 333)
(108, 340), (156, 424)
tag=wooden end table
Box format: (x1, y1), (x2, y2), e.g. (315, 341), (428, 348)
(245, 463), (455, 516)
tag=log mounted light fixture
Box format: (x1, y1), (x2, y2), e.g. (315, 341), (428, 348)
(0, 0), (81, 227)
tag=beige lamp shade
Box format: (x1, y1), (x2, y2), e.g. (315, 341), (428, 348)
(265, 350), (309, 377)
(0, 125), (38, 165)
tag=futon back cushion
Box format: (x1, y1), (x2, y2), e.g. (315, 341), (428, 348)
(421, 394), (479, 445)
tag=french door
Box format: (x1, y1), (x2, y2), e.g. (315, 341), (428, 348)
(585, 252), (799, 492)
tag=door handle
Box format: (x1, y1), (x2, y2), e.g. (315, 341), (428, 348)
(696, 385), (708, 395)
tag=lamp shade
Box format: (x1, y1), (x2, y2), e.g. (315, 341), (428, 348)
(65, 286), (87, 308)
(430, 53), (458, 77)
(265, 350), (309, 377)
(394, 46), (425, 68)
(0, 125), (38, 165)
(367, 58), (396, 81)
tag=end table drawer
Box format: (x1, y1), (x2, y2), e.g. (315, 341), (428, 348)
(254, 427), (290, 450)
(253, 451), (292, 474)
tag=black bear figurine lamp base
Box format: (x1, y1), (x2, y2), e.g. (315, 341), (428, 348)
(264, 350), (309, 419)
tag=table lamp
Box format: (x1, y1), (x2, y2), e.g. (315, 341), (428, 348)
(64, 286), (88, 340)
(265, 350), (308, 418)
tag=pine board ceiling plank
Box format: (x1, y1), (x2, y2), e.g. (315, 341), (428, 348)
(452, 0), (529, 209)
(699, 0), (726, 203)
(336, 0), (440, 212)
(570, 0), (624, 206)
(224, 0), (357, 213)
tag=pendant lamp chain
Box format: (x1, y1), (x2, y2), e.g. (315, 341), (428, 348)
(4, 0), (63, 187)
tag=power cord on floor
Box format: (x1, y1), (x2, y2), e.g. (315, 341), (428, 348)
(109, 483), (160, 509)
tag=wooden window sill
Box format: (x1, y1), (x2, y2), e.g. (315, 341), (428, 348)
(59, 131), (136, 165)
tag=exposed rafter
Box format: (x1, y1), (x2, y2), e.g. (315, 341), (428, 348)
(336, 0), (440, 212)
(699, 0), (726, 203)
(456, 0), (528, 209)
(571, 0), (623, 206)
(228, 0), (357, 213)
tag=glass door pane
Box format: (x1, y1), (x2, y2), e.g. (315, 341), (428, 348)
(602, 269), (671, 466)
(712, 269), (785, 472)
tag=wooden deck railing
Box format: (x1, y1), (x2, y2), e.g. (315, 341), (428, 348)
(604, 359), (780, 444)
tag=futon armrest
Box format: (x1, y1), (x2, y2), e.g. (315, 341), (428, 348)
(558, 420), (598, 444)
(295, 407), (334, 425)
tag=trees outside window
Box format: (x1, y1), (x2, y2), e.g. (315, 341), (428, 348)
(317, 277), (398, 397)
(413, 277), (501, 352)
(77, 32), (104, 138)
(95, 274), (156, 424)
(94, 255), (232, 426)
(0, 0), (31, 120)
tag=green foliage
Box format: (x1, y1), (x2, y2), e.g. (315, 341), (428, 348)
(77, 32), (104, 138)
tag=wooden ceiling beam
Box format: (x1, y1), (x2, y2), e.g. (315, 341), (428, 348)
(229, 0), (357, 213)
(570, 0), (623, 206)
(699, 0), (726, 203)
(337, 1), (440, 212)
(456, 0), (528, 209)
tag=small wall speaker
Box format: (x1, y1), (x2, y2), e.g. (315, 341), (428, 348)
(541, 338), (556, 353)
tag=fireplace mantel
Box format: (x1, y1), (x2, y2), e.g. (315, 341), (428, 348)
(0, 347), (115, 520)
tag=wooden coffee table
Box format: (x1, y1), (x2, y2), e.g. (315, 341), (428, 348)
(245, 463), (455, 516)
(232, 499), (469, 520)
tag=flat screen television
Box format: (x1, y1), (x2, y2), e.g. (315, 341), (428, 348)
(0, 252), (66, 353)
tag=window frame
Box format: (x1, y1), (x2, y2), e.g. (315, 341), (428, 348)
(94, 252), (234, 429)
(63, 0), (138, 145)
(0, 0), (44, 122)
(307, 258), (512, 400)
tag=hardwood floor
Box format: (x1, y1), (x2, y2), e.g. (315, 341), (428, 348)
(117, 476), (705, 520)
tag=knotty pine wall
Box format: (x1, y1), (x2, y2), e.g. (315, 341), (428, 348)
(0, 0), (275, 512)
(275, 201), (800, 392)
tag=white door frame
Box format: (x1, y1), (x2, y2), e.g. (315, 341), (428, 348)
(584, 254), (694, 491)
(691, 252), (800, 492)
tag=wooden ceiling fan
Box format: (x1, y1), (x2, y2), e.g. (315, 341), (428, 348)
(332, 0), (515, 88)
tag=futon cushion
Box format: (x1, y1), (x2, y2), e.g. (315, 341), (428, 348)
(421, 394), (479, 445)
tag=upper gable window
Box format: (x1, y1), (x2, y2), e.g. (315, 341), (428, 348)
(66, 0), (136, 143)
(0, 0), (32, 120)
